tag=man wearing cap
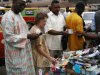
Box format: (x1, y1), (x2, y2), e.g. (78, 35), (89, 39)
(1, 0), (40, 75)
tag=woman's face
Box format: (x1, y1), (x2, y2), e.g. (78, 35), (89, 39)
(38, 18), (47, 28)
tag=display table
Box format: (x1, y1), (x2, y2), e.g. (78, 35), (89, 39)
(82, 65), (100, 75)
(49, 47), (100, 75)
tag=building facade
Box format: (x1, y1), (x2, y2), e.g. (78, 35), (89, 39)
(0, 0), (100, 3)
(68, 0), (100, 4)
(31, 0), (67, 2)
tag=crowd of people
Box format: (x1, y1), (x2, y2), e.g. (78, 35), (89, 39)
(1, 0), (100, 75)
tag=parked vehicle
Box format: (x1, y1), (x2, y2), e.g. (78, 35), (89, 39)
(0, 8), (39, 23)
(82, 12), (96, 48)
(82, 12), (96, 31)
(0, 26), (4, 66)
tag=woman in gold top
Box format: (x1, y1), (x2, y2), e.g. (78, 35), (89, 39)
(30, 12), (56, 74)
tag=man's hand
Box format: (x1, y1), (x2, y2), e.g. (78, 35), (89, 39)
(27, 33), (42, 40)
(75, 31), (84, 37)
(61, 31), (68, 35)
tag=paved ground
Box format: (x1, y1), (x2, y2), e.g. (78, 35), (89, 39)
(0, 66), (6, 75)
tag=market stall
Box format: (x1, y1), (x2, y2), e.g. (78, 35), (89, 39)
(49, 45), (100, 75)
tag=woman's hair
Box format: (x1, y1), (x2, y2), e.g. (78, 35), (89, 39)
(35, 12), (48, 25)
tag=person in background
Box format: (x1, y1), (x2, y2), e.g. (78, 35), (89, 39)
(1, 0), (41, 75)
(94, 10), (100, 45)
(30, 12), (57, 75)
(66, 2), (85, 51)
(45, 0), (68, 58)
(63, 6), (71, 19)
(76, 10), (100, 45)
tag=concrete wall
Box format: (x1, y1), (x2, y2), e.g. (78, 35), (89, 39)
(68, 0), (100, 4)
(31, 0), (54, 1)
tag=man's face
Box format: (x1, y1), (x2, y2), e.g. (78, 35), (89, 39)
(13, 0), (26, 13)
(51, 3), (60, 15)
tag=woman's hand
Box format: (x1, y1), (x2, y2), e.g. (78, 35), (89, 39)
(49, 57), (57, 65)
(27, 33), (42, 40)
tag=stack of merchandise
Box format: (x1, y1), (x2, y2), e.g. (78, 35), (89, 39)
(49, 51), (76, 75)
(69, 45), (100, 74)
(50, 64), (66, 75)
(49, 46), (100, 75)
